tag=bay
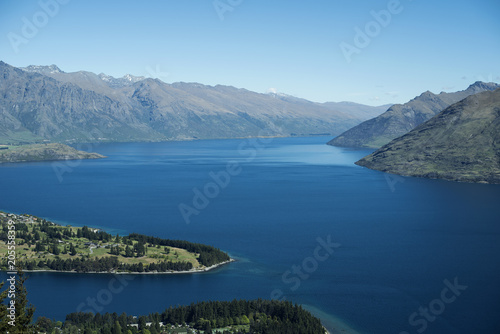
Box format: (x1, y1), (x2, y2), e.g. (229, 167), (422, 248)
(1, 136), (499, 334)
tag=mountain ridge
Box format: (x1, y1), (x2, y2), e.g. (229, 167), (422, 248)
(355, 88), (500, 184)
(328, 81), (500, 148)
(0, 61), (388, 144)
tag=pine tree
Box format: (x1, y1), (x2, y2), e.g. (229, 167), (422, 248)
(0, 281), (9, 333)
(11, 267), (36, 333)
(52, 242), (60, 255)
(135, 242), (145, 257)
(125, 246), (133, 257)
(138, 317), (146, 331)
(70, 243), (77, 256)
(35, 242), (45, 252)
(204, 321), (212, 333)
(112, 320), (122, 334)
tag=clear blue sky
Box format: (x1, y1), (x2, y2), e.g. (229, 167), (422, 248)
(0, 0), (499, 105)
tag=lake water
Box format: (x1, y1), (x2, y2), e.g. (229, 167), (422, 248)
(1, 136), (499, 334)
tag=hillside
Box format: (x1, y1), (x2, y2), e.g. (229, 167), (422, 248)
(355, 89), (500, 184)
(0, 61), (387, 145)
(328, 82), (500, 148)
(0, 143), (104, 163)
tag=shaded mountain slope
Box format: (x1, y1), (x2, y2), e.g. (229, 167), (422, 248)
(356, 88), (500, 184)
(328, 82), (500, 148)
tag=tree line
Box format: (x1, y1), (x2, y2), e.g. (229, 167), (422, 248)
(6, 256), (193, 273)
(125, 233), (230, 267)
(62, 299), (325, 334)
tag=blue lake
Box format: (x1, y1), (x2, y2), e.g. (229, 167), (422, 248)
(1, 136), (499, 333)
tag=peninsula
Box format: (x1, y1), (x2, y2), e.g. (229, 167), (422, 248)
(0, 212), (231, 274)
(0, 143), (104, 164)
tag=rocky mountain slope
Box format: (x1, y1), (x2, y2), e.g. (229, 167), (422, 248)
(355, 88), (500, 184)
(328, 82), (500, 148)
(0, 61), (387, 144)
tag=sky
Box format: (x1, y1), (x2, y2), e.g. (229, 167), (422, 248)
(0, 0), (499, 106)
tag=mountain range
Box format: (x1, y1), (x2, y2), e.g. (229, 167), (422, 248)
(328, 81), (500, 148)
(356, 88), (500, 184)
(0, 61), (388, 145)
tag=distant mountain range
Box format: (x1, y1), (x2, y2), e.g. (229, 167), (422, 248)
(356, 88), (500, 184)
(0, 61), (388, 144)
(328, 82), (500, 148)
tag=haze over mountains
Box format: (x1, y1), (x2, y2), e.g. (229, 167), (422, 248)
(0, 61), (388, 145)
(328, 81), (500, 148)
(356, 88), (500, 184)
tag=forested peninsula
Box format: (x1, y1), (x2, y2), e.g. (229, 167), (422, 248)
(0, 212), (231, 274)
(59, 299), (327, 334)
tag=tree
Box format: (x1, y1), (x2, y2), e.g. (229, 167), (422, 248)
(134, 242), (145, 257)
(240, 315), (250, 325)
(9, 267), (36, 333)
(52, 242), (60, 255)
(35, 316), (55, 332)
(70, 243), (77, 256)
(125, 246), (133, 258)
(34, 242), (45, 252)
(112, 320), (122, 334)
(204, 321), (212, 333)
(0, 281), (9, 333)
(138, 317), (146, 331)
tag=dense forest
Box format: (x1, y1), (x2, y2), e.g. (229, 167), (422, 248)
(60, 299), (326, 334)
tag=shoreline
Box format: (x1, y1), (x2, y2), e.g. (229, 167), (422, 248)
(8, 259), (236, 275)
(302, 304), (362, 334)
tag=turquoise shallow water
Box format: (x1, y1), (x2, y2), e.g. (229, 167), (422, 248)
(1, 137), (499, 333)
